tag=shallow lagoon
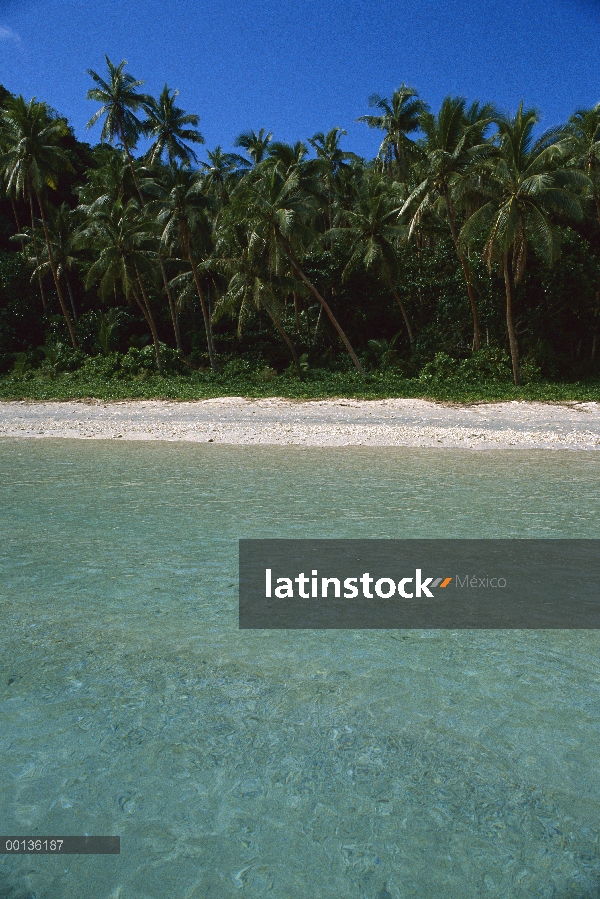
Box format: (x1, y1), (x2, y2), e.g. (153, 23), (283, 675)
(1, 441), (600, 899)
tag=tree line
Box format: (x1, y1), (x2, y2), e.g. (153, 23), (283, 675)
(1, 58), (599, 386)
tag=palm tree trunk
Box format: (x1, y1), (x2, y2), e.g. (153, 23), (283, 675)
(266, 307), (303, 379)
(304, 295), (311, 340)
(312, 303), (323, 346)
(387, 276), (413, 344)
(293, 291), (301, 333)
(29, 195), (47, 311)
(10, 197), (21, 231)
(158, 254), (182, 352)
(460, 256), (481, 351)
(36, 192), (77, 348)
(187, 250), (217, 372)
(503, 253), (521, 386)
(119, 128), (181, 357)
(117, 112), (144, 203)
(286, 248), (364, 374)
(117, 123), (182, 359)
(133, 264), (163, 375)
(65, 272), (77, 322)
(11, 196), (30, 262)
(445, 191), (481, 351)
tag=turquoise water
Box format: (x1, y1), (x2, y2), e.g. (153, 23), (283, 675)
(1, 441), (600, 899)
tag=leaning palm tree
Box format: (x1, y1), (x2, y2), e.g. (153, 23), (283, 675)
(357, 84), (427, 182)
(150, 163), (217, 371)
(0, 95), (77, 346)
(400, 96), (497, 350)
(142, 85), (204, 166)
(330, 172), (413, 343)
(234, 163), (364, 373)
(86, 56), (150, 199)
(80, 197), (163, 373)
(459, 103), (587, 384)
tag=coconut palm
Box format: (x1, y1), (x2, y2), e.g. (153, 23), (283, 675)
(357, 84), (427, 182)
(150, 163), (217, 370)
(400, 97), (497, 350)
(309, 127), (360, 229)
(234, 128), (273, 166)
(212, 217), (303, 377)
(565, 103), (600, 227)
(330, 173), (412, 343)
(235, 163), (364, 373)
(565, 104), (600, 359)
(86, 56), (150, 199)
(199, 146), (247, 203)
(142, 85), (204, 166)
(0, 95), (77, 346)
(31, 202), (79, 320)
(78, 146), (136, 208)
(80, 196), (163, 372)
(0, 110), (39, 290)
(459, 103), (587, 384)
(83, 105), (184, 352)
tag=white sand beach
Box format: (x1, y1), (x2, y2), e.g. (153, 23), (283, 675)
(1, 398), (600, 448)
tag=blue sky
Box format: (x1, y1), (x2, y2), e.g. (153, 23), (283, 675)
(0, 0), (598, 160)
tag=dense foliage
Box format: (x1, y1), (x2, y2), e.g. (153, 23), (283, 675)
(1, 63), (599, 398)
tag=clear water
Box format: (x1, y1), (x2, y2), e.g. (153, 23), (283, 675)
(1, 441), (600, 899)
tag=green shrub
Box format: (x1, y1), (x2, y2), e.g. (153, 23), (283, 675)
(12, 352), (29, 377)
(419, 348), (513, 387)
(256, 365), (278, 382)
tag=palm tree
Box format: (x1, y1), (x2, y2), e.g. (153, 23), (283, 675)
(266, 141), (317, 180)
(357, 84), (426, 182)
(0, 95), (77, 346)
(212, 217), (303, 377)
(151, 163), (217, 371)
(459, 103), (587, 384)
(31, 202), (79, 320)
(235, 163), (364, 373)
(234, 128), (273, 166)
(78, 145), (135, 207)
(566, 103), (600, 227)
(88, 69), (205, 354)
(80, 197), (163, 373)
(86, 56), (150, 199)
(0, 110), (45, 303)
(400, 97), (497, 350)
(142, 85), (204, 166)
(330, 173), (413, 343)
(308, 127), (359, 229)
(199, 146), (247, 204)
(565, 104), (600, 358)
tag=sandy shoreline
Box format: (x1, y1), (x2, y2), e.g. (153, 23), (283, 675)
(1, 398), (600, 449)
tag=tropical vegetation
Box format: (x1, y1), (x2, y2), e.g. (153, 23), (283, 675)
(0, 63), (599, 400)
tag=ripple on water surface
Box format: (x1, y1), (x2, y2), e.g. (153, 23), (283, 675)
(1, 442), (600, 899)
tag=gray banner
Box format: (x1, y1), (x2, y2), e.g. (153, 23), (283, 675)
(239, 539), (600, 629)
